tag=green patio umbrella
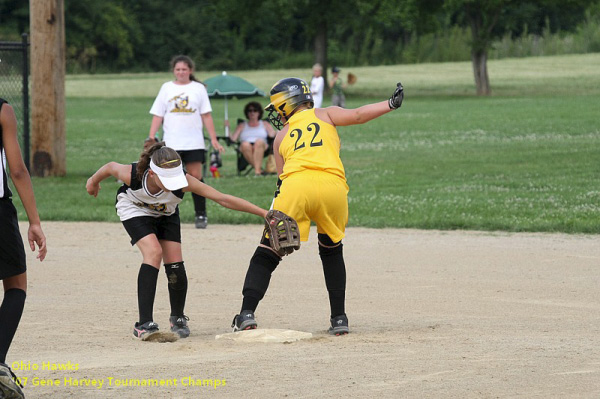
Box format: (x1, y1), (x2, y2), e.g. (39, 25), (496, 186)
(204, 71), (265, 137)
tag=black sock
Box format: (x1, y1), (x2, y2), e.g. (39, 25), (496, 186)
(137, 264), (159, 325)
(0, 288), (26, 364)
(193, 178), (206, 216)
(241, 247), (280, 312)
(167, 286), (187, 318)
(319, 243), (346, 318)
(241, 296), (260, 313)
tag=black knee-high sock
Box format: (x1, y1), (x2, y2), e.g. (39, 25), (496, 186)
(164, 262), (188, 317)
(0, 288), (26, 364)
(168, 288), (187, 318)
(193, 178), (206, 216)
(319, 243), (346, 318)
(137, 264), (159, 325)
(241, 247), (280, 312)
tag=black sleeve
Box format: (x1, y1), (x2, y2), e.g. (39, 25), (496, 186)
(129, 162), (142, 189)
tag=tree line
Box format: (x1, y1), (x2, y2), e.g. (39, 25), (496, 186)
(1, 0), (599, 93)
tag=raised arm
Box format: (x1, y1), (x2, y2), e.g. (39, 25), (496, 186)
(86, 162), (132, 197)
(319, 82), (404, 127)
(2, 103), (47, 261)
(322, 101), (391, 127)
(183, 175), (267, 218)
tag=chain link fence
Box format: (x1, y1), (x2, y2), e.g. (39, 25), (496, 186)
(0, 34), (30, 170)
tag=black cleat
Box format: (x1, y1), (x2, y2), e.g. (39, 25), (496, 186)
(170, 315), (190, 338)
(231, 310), (258, 332)
(328, 314), (350, 336)
(133, 321), (160, 340)
(0, 362), (24, 399)
(195, 215), (208, 229)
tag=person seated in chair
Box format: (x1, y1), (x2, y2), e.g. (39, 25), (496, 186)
(230, 101), (276, 176)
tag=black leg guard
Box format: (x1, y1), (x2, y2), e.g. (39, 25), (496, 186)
(318, 234), (346, 318)
(164, 262), (188, 317)
(241, 246), (281, 312)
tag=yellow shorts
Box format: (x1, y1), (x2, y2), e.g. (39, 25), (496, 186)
(272, 171), (349, 243)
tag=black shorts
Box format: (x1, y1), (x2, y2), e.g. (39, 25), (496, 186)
(177, 149), (206, 164)
(0, 199), (27, 279)
(121, 212), (182, 246)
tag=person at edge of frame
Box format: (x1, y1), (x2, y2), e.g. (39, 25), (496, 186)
(0, 98), (47, 399)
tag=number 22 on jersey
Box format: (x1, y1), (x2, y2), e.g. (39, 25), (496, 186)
(289, 123), (323, 151)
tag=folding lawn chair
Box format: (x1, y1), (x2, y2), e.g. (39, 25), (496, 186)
(232, 118), (274, 176)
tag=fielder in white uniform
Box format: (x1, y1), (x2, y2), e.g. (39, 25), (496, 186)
(86, 143), (266, 341)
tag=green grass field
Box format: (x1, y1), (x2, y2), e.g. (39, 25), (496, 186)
(11, 54), (600, 233)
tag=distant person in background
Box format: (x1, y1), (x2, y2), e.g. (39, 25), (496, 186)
(148, 55), (224, 229)
(329, 66), (347, 108)
(310, 63), (325, 108)
(229, 101), (276, 176)
(0, 98), (47, 399)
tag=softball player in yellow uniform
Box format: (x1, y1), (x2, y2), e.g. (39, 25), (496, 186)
(232, 78), (404, 335)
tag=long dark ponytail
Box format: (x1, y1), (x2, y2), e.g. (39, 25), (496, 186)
(136, 142), (182, 180)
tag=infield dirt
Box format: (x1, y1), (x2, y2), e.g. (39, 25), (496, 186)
(11, 222), (600, 398)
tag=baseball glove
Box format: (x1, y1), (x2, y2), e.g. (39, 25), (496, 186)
(264, 210), (301, 256)
(347, 73), (357, 85)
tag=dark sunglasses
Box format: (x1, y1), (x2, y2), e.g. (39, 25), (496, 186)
(248, 109), (260, 112)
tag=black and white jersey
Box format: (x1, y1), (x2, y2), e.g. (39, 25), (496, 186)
(0, 99), (13, 200)
(115, 162), (185, 221)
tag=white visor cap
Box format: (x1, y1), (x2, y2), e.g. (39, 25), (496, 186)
(149, 159), (188, 191)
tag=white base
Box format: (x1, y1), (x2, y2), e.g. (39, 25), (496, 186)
(216, 329), (313, 343)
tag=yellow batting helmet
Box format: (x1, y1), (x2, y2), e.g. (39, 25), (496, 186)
(264, 77), (313, 130)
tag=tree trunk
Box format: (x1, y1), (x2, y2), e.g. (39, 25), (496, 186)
(466, 2), (501, 96)
(472, 50), (491, 96)
(314, 22), (328, 84)
(30, 0), (66, 176)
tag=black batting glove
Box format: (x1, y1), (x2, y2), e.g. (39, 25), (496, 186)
(388, 82), (404, 109)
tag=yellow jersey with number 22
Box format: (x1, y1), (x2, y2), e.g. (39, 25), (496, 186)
(278, 108), (346, 181)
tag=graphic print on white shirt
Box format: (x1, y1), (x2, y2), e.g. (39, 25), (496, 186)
(169, 94), (195, 113)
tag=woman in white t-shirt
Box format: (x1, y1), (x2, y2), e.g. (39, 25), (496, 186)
(230, 101), (276, 176)
(310, 63), (325, 108)
(148, 55), (224, 229)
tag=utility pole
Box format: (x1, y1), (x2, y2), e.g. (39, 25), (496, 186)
(29, 0), (66, 176)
